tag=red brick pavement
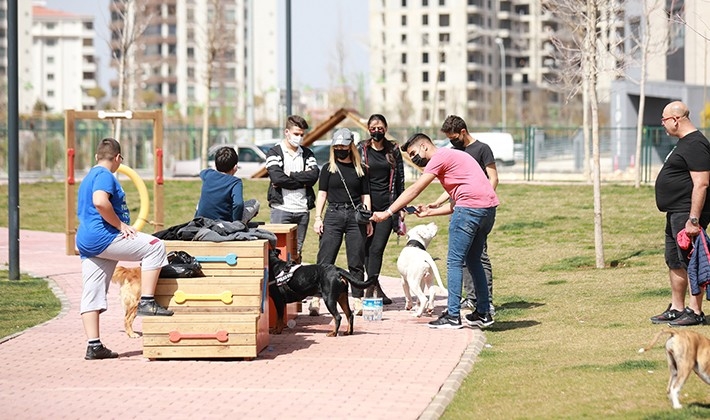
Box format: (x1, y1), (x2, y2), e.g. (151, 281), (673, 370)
(0, 228), (484, 419)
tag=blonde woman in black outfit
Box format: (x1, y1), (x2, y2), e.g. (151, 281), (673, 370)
(310, 128), (373, 316)
(357, 114), (405, 305)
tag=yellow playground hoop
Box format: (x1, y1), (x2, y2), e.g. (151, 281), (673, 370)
(117, 164), (150, 231)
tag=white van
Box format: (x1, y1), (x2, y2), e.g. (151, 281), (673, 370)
(470, 132), (516, 166)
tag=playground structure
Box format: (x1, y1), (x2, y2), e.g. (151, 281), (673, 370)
(64, 109), (165, 255)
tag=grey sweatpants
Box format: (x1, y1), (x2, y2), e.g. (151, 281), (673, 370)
(80, 232), (167, 314)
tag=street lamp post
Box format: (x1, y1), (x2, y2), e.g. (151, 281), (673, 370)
(495, 37), (506, 131)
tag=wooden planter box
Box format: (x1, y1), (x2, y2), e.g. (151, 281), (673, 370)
(142, 239), (269, 360)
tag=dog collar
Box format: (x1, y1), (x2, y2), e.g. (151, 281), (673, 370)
(405, 240), (426, 250)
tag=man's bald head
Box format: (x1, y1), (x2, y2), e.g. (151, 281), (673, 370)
(663, 101), (690, 119)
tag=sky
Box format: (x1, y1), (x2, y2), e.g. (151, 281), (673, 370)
(43, 0), (369, 96)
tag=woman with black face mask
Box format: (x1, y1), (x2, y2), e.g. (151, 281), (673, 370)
(309, 128), (373, 316)
(356, 114), (405, 306)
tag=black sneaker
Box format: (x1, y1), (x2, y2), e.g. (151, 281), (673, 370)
(137, 300), (174, 316)
(465, 311), (494, 328)
(650, 304), (684, 324)
(85, 344), (118, 360)
(669, 307), (706, 326)
(428, 313), (463, 329)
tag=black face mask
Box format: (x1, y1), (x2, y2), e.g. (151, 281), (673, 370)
(410, 154), (429, 167)
(334, 149), (350, 160)
(450, 139), (465, 150)
(370, 131), (385, 142)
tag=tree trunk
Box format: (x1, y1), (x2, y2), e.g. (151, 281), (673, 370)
(587, 0), (604, 268)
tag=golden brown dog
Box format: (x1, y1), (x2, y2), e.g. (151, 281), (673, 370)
(639, 329), (710, 409)
(110, 266), (142, 338)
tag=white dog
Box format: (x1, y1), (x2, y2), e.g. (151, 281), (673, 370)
(396, 222), (446, 317)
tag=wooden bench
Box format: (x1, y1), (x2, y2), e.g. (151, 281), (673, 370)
(142, 239), (269, 359)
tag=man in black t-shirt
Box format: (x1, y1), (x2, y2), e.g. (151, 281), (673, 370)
(651, 101), (710, 326)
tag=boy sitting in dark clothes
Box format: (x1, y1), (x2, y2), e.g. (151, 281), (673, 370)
(195, 146), (244, 222)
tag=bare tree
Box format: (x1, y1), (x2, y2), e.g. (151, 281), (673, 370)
(548, 0), (620, 268)
(616, 0), (677, 188)
(109, 0), (153, 140)
(198, 0), (233, 169)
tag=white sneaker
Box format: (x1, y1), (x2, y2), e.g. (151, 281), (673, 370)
(308, 297), (320, 316)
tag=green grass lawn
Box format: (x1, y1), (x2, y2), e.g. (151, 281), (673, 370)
(1, 179), (708, 418)
(0, 272), (61, 339)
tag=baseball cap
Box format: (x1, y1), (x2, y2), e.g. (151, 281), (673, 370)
(332, 128), (354, 146)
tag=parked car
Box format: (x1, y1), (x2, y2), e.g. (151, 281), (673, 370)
(172, 143), (268, 178)
(435, 132), (516, 166)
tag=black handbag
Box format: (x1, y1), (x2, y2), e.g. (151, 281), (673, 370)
(159, 250), (205, 278)
(334, 164), (372, 225)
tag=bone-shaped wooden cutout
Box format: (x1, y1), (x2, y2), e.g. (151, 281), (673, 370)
(195, 253), (238, 266)
(173, 290), (233, 304)
(168, 330), (229, 343)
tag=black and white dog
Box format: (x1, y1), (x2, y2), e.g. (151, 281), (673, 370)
(268, 249), (375, 337)
(396, 222), (446, 317)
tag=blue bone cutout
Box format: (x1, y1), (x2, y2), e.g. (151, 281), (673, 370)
(195, 253), (238, 266)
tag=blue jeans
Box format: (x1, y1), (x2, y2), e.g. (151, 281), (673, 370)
(447, 206), (497, 317)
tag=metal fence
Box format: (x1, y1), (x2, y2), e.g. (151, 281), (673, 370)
(1, 120), (705, 183)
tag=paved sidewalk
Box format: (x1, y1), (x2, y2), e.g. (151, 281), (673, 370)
(0, 228), (485, 419)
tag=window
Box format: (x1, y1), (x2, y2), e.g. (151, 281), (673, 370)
(47, 90), (55, 97)
(47, 73), (54, 81)
(401, 71), (407, 83)
(423, 71), (429, 82)
(422, 90), (429, 101)
(402, 0), (407, 5)
(422, 14), (428, 25)
(439, 90), (446, 101)
(438, 71), (445, 82)
(83, 72), (94, 80)
(187, 67), (195, 77)
(47, 56), (54, 64)
(401, 15), (407, 26)
(439, 33), (450, 43)
(45, 23), (55, 30)
(422, 0), (428, 5)
(401, 33), (407, 44)
(83, 38), (92, 47)
(45, 38), (57, 46)
(83, 22), (93, 30)
(422, 52), (429, 63)
(422, 33), (429, 45)
(401, 53), (407, 64)
(439, 0), (446, 4)
(440, 52), (446, 63)
(187, 85), (195, 99)
(439, 14), (450, 26)
(187, 47), (194, 58)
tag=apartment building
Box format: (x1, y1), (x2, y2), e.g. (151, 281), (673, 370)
(369, 0), (563, 127)
(109, 0), (279, 125)
(0, 1), (34, 114)
(31, 3), (98, 113)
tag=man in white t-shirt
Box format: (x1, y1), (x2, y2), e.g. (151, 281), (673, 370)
(265, 115), (320, 263)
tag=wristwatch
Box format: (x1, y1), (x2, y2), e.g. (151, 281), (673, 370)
(689, 216), (699, 226)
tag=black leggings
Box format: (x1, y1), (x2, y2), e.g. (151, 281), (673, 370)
(364, 216), (394, 290)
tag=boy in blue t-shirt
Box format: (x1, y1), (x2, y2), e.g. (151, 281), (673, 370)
(194, 146), (245, 222)
(76, 138), (173, 360)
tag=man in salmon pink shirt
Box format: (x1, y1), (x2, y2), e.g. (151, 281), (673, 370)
(371, 133), (499, 329)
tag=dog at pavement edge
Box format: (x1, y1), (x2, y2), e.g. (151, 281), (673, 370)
(268, 249), (376, 337)
(639, 329), (710, 409)
(396, 222), (446, 317)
